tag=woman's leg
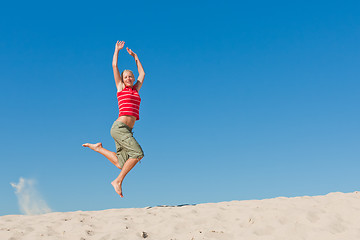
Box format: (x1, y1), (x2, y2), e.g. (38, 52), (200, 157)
(111, 157), (142, 197)
(82, 143), (122, 169)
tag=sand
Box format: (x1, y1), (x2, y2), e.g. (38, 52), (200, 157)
(1, 191), (360, 240)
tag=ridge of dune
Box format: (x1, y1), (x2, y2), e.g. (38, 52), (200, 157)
(1, 191), (360, 240)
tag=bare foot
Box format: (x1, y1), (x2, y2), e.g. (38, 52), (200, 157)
(111, 180), (124, 198)
(82, 142), (102, 152)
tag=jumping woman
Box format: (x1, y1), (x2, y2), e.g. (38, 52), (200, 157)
(83, 40), (145, 198)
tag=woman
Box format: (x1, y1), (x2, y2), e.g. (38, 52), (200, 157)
(83, 40), (145, 198)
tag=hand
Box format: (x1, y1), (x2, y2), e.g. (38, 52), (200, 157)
(126, 47), (137, 58)
(115, 41), (125, 51)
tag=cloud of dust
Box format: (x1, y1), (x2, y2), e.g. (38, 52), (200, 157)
(10, 177), (52, 215)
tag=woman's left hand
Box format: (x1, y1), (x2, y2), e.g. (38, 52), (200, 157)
(126, 47), (137, 58)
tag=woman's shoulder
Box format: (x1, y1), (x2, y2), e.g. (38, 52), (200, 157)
(117, 82), (125, 93)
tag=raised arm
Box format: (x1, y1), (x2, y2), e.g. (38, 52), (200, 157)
(126, 47), (145, 91)
(112, 41), (125, 91)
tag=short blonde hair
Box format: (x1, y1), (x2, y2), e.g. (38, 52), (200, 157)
(120, 69), (134, 82)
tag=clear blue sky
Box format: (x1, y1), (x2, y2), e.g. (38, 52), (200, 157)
(1, 0), (359, 215)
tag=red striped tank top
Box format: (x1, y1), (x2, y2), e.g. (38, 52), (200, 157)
(117, 86), (141, 120)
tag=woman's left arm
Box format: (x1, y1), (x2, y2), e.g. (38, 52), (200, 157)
(127, 47), (145, 91)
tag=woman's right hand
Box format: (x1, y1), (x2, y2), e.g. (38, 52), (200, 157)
(115, 41), (125, 51)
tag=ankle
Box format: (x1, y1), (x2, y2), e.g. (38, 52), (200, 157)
(113, 178), (123, 184)
(95, 147), (103, 153)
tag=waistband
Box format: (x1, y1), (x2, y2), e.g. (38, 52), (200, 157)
(114, 120), (133, 132)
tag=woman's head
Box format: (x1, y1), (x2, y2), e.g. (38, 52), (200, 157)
(121, 70), (135, 87)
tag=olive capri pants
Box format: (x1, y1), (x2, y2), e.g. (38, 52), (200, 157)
(110, 120), (144, 168)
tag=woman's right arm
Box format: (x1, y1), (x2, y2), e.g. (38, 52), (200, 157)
(112, 41), (125, 91)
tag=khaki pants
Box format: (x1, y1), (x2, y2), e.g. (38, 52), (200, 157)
(110, 120), (144, 168)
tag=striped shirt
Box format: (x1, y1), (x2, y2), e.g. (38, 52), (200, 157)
(117, 86), (141, 120)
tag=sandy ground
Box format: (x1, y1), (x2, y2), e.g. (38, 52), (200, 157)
(1, 191), (360, 240)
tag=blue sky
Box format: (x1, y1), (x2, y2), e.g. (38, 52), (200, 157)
(1, 0), (359, 215)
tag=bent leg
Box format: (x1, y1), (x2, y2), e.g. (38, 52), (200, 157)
(111, 157), (142, 197)
(82, 143), (122, 169)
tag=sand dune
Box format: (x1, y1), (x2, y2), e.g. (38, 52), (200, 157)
(1, 191), (360, 240)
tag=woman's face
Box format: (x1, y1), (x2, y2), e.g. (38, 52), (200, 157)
(123, 71), (135, 87)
